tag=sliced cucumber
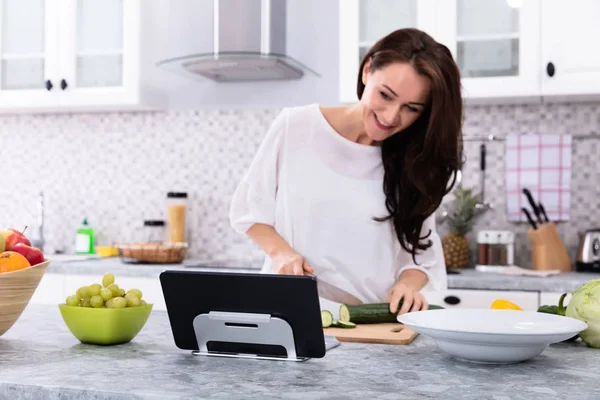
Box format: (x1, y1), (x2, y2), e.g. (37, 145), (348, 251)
(321, 310), (334, 328)
(336, 320), (356, 329)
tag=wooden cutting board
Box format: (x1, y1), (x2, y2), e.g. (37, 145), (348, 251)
(324, 323), (418, 345)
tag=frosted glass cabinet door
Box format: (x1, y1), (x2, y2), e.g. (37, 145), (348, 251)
(0, 0), (60, 108)
(339, 0), (437, 104)
(358, 0), (417, 61)
(57, 0), (141, 107)
(434, 0), (541, 101)
(456, 0), (520, 79)
(75, 0), (124, 88)
(61, 0), (123, 89)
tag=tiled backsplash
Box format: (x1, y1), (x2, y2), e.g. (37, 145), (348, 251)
(1, 101), (599, 269)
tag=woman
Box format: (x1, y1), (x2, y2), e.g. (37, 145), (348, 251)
(229, 28), (463, 315)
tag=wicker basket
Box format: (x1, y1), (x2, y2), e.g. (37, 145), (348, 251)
(117, 242), (188, 264)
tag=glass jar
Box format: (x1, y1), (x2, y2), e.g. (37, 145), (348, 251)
(166, 192), (188, 243)
(143, 220), (166, 243)
(477, 230), (515, 266)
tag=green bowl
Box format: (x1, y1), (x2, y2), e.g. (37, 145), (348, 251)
(58, 304), (153, 345)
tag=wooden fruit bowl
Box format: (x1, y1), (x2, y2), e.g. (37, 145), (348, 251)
(0, 259), (50, 337)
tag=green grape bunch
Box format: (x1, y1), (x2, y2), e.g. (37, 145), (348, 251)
(64, 273), (148, 309)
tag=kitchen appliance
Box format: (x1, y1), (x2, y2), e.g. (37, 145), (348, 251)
(576, 229), (600, 272)
(477, 230), (515, 267)
(156, 0), (319, 82)
(324, 323), (418, 345)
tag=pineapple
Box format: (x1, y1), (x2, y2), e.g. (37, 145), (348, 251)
(441, 185), (480, 269)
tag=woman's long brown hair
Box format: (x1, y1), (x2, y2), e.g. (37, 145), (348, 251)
(358, 28), (464, 264)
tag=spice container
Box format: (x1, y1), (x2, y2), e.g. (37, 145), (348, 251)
(166, 192), (188, 243)
(477, 230), (515, 267)
(487, 233), (501, 266)
(477, 231), (490, 265)
(143, 220), (166, 243)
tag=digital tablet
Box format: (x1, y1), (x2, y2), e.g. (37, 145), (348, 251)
(159, 270), (327, 359)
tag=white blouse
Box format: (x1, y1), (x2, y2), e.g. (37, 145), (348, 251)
(229, 103), (447, 304)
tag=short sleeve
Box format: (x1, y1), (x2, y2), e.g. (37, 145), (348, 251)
(395, 214), (448, 292)
(229, 108), (289, 234)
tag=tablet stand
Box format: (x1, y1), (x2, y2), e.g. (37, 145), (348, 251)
(191, 311), (309, 362)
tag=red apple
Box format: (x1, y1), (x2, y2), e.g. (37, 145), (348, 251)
(11, 243), (45, 266)
(1, 228), (31, 251)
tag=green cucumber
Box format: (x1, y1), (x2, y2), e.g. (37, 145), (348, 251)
(336, 320), (356, 329)
(321, 310), (333, 328)
(340, 302), (444, 324)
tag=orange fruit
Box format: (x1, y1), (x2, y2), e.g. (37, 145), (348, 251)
(491, 299), (523, 311)
(0, 251), (31, 273)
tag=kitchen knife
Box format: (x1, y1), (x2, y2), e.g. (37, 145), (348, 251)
(521, 207), (537, 230)
(538, 203), (550, 223)
(522, 188), (543, 223)
(314, 277), (363, 305)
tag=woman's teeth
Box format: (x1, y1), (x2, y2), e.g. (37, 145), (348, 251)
(375, 114), (392, 129)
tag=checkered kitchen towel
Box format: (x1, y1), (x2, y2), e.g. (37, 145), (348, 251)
(505, 134), (572, 222)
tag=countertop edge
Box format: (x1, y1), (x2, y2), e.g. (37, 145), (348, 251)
(41, 259), (600, 293)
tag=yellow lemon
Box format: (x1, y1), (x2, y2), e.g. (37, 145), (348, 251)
(491, 299), (523, 311)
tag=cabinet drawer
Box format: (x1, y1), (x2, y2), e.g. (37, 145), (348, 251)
(423, 289), (539, 311)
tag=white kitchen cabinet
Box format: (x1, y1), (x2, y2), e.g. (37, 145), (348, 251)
(540, 0), (600, 100)
(0, 0), (60, 109)
(423, 288), (539, 311)
(338, 0), (439, 104)
(63, 274), (166, 311)
(433, 0), (542, 103)
(0, 0), (165, 113)
(30, 272), (66, 305)
(28, 273), (167, 310)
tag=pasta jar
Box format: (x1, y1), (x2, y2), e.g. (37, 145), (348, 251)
(166, 192), (188, 243)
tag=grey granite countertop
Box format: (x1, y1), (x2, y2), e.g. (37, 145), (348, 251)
(447, 269), (600, 292)
(45, 257), (600, 293)
(46, 256), (262, 276)
(1, 304), (600, 399)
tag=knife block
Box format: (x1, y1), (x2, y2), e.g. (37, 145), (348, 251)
(527, 222), (572, 271)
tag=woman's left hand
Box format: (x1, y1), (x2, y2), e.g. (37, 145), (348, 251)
(387, 281), (428, 315)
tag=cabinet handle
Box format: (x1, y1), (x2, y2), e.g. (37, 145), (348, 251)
(45, 80), (53, 91)
(60, 79), (68, 90)
(546, 62), (555, 77)
(444, 295), (461, 305)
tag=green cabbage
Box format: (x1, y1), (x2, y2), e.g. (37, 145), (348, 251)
(565, 279), (600, 348)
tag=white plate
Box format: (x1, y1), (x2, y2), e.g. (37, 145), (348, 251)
(398, 309), (587, 364)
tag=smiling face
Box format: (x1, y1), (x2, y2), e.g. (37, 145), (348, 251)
(359, 61), (431, 143)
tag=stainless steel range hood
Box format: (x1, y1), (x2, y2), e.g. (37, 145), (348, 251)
(157, 0), (319, 82)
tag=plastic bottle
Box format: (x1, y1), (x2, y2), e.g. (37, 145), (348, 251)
(75, 219), (95, 254)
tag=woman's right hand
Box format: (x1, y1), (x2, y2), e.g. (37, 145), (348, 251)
(271, 250), (314, 276)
